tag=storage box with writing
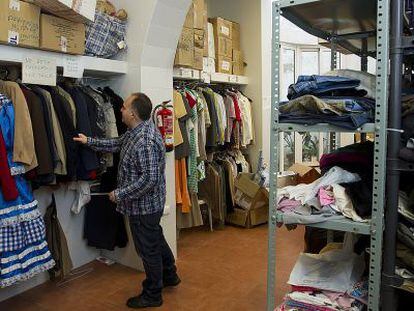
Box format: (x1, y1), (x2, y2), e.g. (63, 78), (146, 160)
(216, 56), (232, 74)
(174, 27), (194, 68)
(232, 21), (240, 50)
(40, 14), (85, 54)
(30, 0), (97, 23)
(209, 17), (232, 39)
(0, 0), (40, 48)
(215, 36), (232, 58)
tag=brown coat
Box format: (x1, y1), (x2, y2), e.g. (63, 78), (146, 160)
(0, 81), (37, 170)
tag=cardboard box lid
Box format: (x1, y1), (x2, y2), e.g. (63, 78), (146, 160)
(288, 163), (318, 177)
(235, 173), (260, 198)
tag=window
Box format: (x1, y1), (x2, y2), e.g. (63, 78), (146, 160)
(278, 44), (353, 170)
(280, 48), (295, 101)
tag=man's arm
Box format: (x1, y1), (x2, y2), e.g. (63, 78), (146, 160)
(74, 133), (124, 153)
(114, 142), (160, 201)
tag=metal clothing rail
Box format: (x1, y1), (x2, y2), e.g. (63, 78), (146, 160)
(267, 1), (390, 310)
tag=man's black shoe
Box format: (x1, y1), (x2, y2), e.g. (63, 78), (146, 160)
(126, 295), (163, 309)
(163, 275), (181, 288)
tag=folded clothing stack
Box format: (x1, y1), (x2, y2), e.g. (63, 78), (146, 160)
(280, 75), (375, 129)
(276, 235), (368, 311)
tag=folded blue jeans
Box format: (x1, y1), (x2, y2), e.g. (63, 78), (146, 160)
(288, 75), (361, 100)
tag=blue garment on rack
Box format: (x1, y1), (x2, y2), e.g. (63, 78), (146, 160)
(288, 75), (361, 100)
(0, 93), (55, 288)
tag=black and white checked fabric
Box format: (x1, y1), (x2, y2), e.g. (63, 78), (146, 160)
(0, 217), (46, 252)
(85, 11), (127, 58)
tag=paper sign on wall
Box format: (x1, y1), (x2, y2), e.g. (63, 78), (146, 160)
(63, 56), (84, 78)
(22, 57), (57, 86)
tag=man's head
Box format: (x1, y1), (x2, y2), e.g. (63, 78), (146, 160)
(121, 93), (153, 128)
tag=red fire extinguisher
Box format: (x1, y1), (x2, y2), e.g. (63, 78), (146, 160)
(152, 100), (174, 152)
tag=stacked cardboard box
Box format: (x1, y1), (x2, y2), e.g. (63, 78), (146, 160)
(40, 14), (85, 54)
(231, 21), (245, 75)
(28, 0), (97, 23)
(174, 0), (207, 70)
(0, 0), (40, 48)
(227, 173), (269, 228)
(209, 17), (232, 74)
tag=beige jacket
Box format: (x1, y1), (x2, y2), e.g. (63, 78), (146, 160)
(0, 81), (38, 170)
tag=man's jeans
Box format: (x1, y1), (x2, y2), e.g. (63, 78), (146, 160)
(129, 212), (177, 301)
(288, 75), (361, 100)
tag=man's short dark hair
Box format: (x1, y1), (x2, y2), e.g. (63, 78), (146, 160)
(131, 93), (152, 121)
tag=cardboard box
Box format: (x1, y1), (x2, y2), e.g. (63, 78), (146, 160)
(193, 0), (205, 30)
(0, 0), (40, 48)
(232, 61), (245, 76)
(288, 163), (321, 184)
(194, 29), (204, 49)
(234, 173), (269, 210)
(216, 56), (232, 74)
(183, 2), (194, 28)
(40, 14), (85, 54)
(232, 50), (243, 62)
(209, 17), (232, 39)
(174, 27), (194, 68)
(215, 36), (232, 58)
(226, 205), (268, 229)
(228, 173), (269, 228)
(193, 47), (203, 70)
(30, 0), (97, 23)
(232, 21), (240, 50)
(277, 171), (298, 188)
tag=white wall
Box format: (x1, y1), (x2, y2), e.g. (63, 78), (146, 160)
(207, 0), (272, 171)
(0, 0), (191, 301)
(103, 0), (193, 268)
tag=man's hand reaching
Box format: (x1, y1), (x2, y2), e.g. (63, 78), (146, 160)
(73, 133), (88, 144)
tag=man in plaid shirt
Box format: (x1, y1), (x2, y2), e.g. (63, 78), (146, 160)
(74, 93), (180, 308)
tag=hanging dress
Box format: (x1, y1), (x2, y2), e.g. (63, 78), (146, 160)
(0, 93), (55, 288)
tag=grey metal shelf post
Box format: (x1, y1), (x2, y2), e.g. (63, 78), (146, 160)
(382, 0), (404, 309)
(267, 1), (390, 310)
(266, 1), (281, 309)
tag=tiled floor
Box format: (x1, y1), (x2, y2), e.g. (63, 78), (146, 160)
(0, 225), (304, 310)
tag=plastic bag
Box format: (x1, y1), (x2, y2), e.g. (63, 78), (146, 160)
(288, 233), (365, 293)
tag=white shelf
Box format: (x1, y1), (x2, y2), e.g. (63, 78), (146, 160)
(173, 67), (249, 85)
(173, 67), (201, 80)
(0, 45), (128, 77)
(211, 72), (249, 85)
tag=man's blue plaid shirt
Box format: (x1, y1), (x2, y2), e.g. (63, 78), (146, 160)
(87, 121), (166, 216)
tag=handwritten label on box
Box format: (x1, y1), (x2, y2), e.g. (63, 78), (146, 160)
(63, 56), (84, 78)
(22, 57), (57, 86)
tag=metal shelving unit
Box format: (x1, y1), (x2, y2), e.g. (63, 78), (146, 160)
(267, 1), (390, 310)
